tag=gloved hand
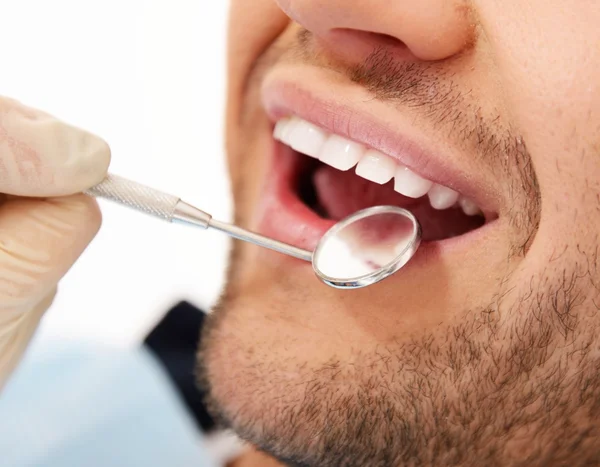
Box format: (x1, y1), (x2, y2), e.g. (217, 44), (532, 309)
(0, 96), (110, 389)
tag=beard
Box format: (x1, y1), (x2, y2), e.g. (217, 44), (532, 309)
(196, 31), (600, 467)
(198, 257), (600, 466)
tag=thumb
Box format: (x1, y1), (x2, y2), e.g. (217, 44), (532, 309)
(0, 96), (111, 197)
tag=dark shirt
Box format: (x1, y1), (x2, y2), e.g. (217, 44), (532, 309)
(143, 301), (216, 433)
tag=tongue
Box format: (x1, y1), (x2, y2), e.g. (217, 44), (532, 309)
(312, 164), (483, 241)
(312, 165), (414, 219)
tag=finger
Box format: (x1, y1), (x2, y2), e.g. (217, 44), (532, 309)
(0, 96), (111, 197)
(0, 194), (102, 312)
(0, 287), (56, 390)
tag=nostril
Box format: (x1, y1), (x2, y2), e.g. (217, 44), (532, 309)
(334, 29), (407, 49)
(311, 28), (414, 65)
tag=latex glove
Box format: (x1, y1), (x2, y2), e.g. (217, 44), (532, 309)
(0, 96), (110, 389)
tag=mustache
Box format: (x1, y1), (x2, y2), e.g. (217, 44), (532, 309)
(347, 47), (541, 255)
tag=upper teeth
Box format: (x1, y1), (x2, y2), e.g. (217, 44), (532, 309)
(274, 116), (481, 216)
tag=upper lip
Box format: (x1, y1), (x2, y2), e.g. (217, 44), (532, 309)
(260, 69), (499, 218)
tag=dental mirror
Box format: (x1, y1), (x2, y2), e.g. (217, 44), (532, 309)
(86, 174), (422, 289)
(312, 206), (421, 289)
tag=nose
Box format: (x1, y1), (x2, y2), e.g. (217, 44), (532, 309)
(275, 0), (474, 61)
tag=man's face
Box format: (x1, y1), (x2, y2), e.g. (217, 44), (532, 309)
(199, 1), (600, 465)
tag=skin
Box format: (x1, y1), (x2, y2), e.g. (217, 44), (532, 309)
(199, 1), (600, 466)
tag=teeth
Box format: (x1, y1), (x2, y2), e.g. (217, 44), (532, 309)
(318, 135), (365, 171)
(287, 118), (327, 158)
(428, 184), (460, 210)
(273, 118), (288, 141)
(458, 197), (481, 216)
(355, 149), (396, 184)
(274, 117), (296, 143)
(394, 165), (433, 198)
(273, 116), (483, 214)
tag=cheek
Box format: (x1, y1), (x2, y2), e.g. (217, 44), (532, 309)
(226, 0), (289, 206)
(227, 0), (288, 77)
(478, 1), (600, 171)
(477, 0), (600, 244)
(226, 0), (289, 150)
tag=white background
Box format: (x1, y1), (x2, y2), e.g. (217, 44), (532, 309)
(2, 1), (232, 347)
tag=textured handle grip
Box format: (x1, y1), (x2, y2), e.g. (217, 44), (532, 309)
(85, 173), (180, 221)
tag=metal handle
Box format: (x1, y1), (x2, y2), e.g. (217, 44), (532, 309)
(85, 173), (180, 221)
(86, 172), (309, 259)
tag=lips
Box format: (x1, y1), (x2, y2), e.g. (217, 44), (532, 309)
(253, 75), (499, 258)
(275, 116), (483, 215)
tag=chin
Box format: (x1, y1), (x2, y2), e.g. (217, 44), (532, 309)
(198, 233), (505, 467)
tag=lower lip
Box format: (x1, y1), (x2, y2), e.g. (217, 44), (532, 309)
(255, 135), (499, 267)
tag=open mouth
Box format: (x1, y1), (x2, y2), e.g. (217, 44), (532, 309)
(272, 116), (493, 244)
